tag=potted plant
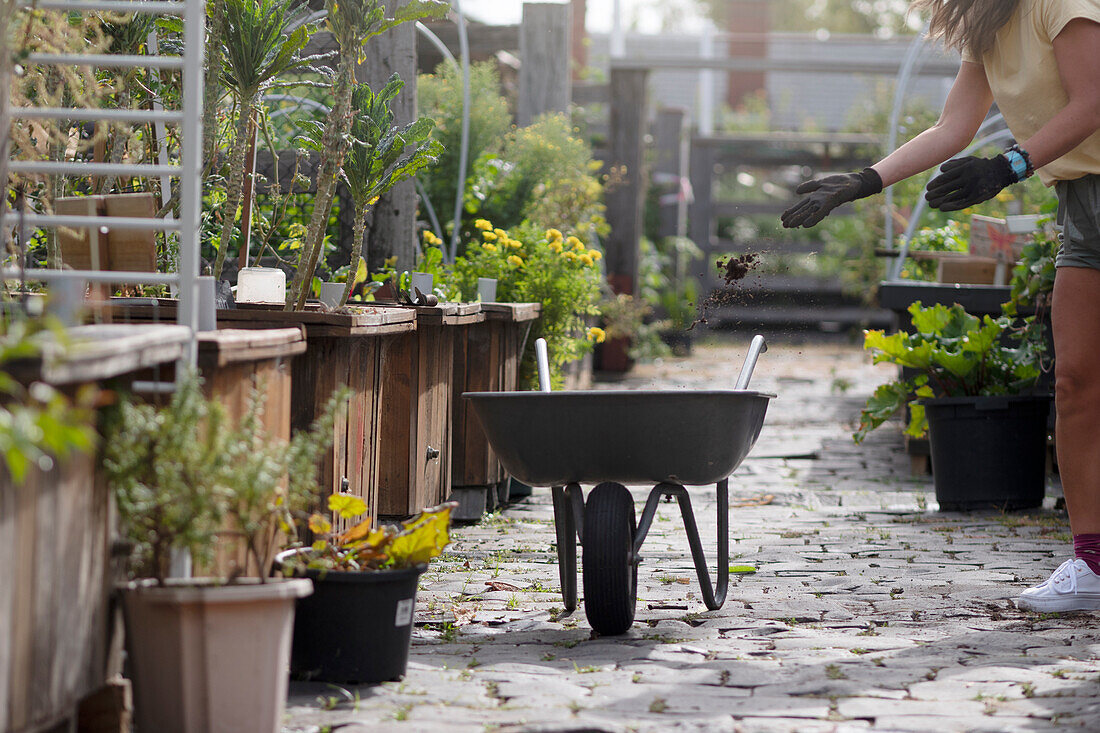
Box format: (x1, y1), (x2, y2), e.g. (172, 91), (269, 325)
(104, 374), (344, 732)
(277, 498), (456, 683)
(855, 301), (1050, 511)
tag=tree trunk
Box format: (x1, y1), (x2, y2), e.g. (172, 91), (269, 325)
(212, 102), (254, 280)
(202, 11), (226, 174)
(286, 65), (354, 310)
(340, 204), (370, 306)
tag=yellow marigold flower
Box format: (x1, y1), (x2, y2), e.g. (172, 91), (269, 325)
(507, 255), (524, 267)
(566, 236), (584, 251)
(422, 230), (442, 246)
(482, 243), (498, 252)
(591, 250), (603, 261)
(563, 251), (577, 261)
(494, 228), (507, 238)
(549, 241), (563, 253)
(587, 326), (607, 344)
(546, 228), (563, 242)
(474, 219), (493, 231)
(507, 239), (522, 249)
(482, 231), (498, 241)
(579, 253), (594, 266)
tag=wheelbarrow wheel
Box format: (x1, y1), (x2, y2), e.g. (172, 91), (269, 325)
(582, 482), (637, 635)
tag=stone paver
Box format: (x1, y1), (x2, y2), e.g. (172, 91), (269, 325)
(284, 335), (1099, 733)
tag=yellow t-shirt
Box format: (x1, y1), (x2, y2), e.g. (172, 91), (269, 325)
(962, 0), (1100, 185)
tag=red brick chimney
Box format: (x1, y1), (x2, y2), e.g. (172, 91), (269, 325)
(726, 0), (769, 108)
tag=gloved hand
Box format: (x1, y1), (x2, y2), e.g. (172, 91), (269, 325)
(781, 168), (883, 228)
(925, 155), (1016, 211)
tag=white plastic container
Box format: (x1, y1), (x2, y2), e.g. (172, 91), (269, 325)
(477, 277), (497, 303)
(409, 272), (433, 300)
(236, 267), (285, 304)
(318, 281), (345, 308)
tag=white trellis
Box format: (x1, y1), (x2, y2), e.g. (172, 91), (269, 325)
(2, 0), (206, 367)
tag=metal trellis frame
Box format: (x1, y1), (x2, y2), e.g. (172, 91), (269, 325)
(2, 0), (206, 368)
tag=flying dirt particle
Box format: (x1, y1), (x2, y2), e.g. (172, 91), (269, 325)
(688, 253), (761, 330)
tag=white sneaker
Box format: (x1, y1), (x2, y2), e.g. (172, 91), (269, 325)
(1016, 558), (1100, 612)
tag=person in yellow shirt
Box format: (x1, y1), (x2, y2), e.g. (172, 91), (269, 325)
(782, 0), (1100, 612)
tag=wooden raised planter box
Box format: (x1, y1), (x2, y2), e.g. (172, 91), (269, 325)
(450, 302), (540, 517)
(377, 302), (484, 519)
(103, 300), (417, 529)
(0, 324), (191, 733)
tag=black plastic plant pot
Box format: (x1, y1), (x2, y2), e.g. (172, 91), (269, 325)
(286, 563), (426, 684)
(922, 394), (1052, 511)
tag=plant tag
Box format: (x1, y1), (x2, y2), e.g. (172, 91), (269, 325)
(394, 598), (414, 627)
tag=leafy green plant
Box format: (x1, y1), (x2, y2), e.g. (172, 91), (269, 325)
(0, 317), (97, 483)
(284, 496), (455, 572)
(854, 301), (1045, 442)
(324, 75), (442, 306)
(103, 372), (345, 584)
(287, 0), (448, 310)
(211, 0), (324, 279)
(446, 221), (603, 388)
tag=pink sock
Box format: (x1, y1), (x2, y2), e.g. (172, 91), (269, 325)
(1073, 534), (1100, 575)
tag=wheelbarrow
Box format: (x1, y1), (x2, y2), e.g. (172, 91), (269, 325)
(463, 335), (773, 635)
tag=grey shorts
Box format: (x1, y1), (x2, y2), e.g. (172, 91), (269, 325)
(1055, 174), (1100, 270)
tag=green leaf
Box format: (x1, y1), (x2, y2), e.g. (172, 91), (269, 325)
(729, 565), (757, 574)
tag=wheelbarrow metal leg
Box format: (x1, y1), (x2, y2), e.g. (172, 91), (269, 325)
(551, 484), (579, 612)
(634, 480), (730, 611)
(675, 478), (729, 610)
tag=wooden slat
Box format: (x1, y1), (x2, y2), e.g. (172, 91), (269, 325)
(481, 302), (541, 323)
(8, 324), (190, 386)
(377, 332), (417, 516)
(197, 327), (306, 368)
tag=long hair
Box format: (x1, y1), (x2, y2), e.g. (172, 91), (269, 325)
(911, 0), (1021, 57)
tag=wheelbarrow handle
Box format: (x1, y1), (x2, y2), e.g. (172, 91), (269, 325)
(735, 334), (768, 390)
(536, 337), (552, 392)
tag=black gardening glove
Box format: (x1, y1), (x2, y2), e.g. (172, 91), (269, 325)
(781, 168), (883, 228)
(925, 155), (1016, 212)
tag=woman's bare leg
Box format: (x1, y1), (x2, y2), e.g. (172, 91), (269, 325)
(1052, 266), (1100, 533)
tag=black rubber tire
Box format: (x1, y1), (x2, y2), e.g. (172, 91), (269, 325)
(582, 482), (637, 635)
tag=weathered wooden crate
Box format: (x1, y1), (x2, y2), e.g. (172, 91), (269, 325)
(102, 301), (418, 529)
(377, 303), (484, 518)
(0, 324), (190, 733)
(197, 328), (305, 576)
(450, 303), (540, 515)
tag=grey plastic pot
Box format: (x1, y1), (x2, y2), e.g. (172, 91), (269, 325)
(121, 578), (312, 733)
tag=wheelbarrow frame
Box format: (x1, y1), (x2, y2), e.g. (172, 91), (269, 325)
(550, 478), (734, 614)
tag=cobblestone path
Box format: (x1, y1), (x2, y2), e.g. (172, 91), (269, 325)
(285, 335), (1099, 733)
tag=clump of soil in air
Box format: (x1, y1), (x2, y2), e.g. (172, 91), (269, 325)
(688, 253), (760, 330)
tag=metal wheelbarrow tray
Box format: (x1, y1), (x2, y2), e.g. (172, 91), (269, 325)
(464, 336), (774, 636)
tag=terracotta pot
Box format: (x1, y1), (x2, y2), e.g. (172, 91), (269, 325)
(121, 578), (312, 733)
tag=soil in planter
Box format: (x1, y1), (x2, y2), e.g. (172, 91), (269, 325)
(689, 253), (761, 330)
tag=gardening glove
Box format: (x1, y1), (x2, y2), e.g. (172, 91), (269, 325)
(781, 167), (883, 229)
(925, 155), (1016, 212)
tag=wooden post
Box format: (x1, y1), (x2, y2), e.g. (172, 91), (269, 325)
(653, 107), (686, 240)
(358, 0), (419, 273)
(571, 0), (587, 80)
(604, 67), (648, 296)
(688, 135), (714, 278)
(518, 2), (572, 127)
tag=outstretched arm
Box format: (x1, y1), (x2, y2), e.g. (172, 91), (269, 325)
(871, 61), (993, 187)
(782, 61), (992, 228)
(925, 18), (1100, 211)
